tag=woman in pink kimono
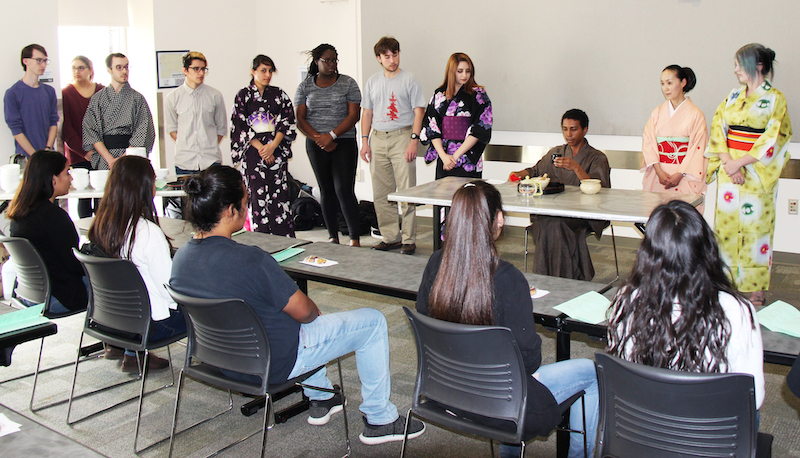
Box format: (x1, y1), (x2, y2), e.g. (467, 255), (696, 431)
(641, 65), (708, 209)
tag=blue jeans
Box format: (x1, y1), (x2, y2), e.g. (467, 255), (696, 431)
(19, 276), (89, 315)
(123, 308), (187, 356)
(499, 358), (598, 458)
(286, 308), (398, 426)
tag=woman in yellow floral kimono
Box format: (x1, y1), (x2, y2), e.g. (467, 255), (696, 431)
(706, 43), (792, 305)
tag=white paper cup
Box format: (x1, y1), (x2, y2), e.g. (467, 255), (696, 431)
(89, 170), (110, 190)
(0, 164), (21, 192)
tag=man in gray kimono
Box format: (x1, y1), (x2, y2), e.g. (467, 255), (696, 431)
(512, 109), (611, 280)
(82, 53), (155, 170)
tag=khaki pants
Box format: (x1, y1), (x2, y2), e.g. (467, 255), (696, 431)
(369, 126), (416, 244)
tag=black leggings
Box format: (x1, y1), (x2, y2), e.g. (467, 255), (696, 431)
(305, 137), (360, 241)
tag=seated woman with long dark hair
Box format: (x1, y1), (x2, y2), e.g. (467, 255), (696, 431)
(416, 180), (598, 458)
(88, 156), (184, 372)
(7, 149), (87, 313)
(607, 200), (764, 408)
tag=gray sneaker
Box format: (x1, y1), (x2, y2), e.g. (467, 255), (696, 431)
(359, 415), (426, 445)
(307, 388), (343, 425)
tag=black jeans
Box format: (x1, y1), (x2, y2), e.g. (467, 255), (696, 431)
(305, 137), (360, 241)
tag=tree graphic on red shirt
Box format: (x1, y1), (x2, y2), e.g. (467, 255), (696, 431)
(387, 92), (399, 121)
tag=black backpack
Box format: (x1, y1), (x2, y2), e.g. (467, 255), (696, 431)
(290, 197), (324, 231)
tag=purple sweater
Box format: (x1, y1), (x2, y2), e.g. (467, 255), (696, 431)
(4, 80), (58, 157)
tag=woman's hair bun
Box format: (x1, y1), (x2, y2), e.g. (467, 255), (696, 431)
(183, 176), (203, 195)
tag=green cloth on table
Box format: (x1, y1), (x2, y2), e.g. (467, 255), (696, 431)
(553, 291), (611, 325)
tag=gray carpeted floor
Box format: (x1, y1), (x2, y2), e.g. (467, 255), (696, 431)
(1, 218), (799, 457)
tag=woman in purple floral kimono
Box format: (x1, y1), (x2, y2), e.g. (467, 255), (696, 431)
(421, 53), (492, 179)
(231, 55), (297, 236)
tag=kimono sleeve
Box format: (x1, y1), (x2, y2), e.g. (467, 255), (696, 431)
(679, 107), (709, 181)
(467, 87), (492, 144)
(705, 97), (729, 184)
(82, 94), (104, 152)
(641, 109), (659, 169)
(276, 89), (297, 143)
(750, 92), (792, 193)
(130, 95), (155, 151)
(230, 88), (253, 166)
(420, 90), (443, 145)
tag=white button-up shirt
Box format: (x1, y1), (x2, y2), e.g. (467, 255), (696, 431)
(164, 82), (227, 171)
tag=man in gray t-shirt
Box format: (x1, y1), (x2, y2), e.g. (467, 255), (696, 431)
(360, 37), (426, 255)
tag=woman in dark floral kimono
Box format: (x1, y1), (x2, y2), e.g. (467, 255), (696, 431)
(231, 54), (296, 236)
(421, 53), (492, 179)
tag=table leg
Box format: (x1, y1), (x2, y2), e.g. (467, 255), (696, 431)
(432, 205), (442, 251)
(295, 278), (308, 295)
(556, 325), (572, 458)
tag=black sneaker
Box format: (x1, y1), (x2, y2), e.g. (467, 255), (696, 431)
(307, 388), (344, 425)
(359, 415), (426, 445)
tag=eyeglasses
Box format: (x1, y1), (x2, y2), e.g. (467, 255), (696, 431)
(188, 66), (209, 73)
(319, 57), (338, 65)
(27, 57), (50, 65)
(72, 66), (88, 72)
(113, 65), (129, 71)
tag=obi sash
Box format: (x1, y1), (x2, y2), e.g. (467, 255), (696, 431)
(726, 125), (765, 152)
(656, 136), (689, 164)
(103, 134), (132, 149)
(442, 116), (470, 141)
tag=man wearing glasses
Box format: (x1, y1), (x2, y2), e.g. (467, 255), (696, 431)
(82, 53), (155, 170)
(4, 44), (58, 157)
(164, 51), (227, 177)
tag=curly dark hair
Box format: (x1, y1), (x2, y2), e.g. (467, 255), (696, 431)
(606, 200), (754, 372)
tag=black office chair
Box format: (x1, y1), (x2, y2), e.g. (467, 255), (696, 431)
(69, 249), (187, 453)
(594, 352), (773, 458)
(402, 307), (587, 458)
(0, 236), (98, 411)
(166, 287), (350, 458)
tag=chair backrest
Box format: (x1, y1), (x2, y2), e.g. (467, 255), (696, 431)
(73, 249), (152, 348)
(0, 236), (50, 308)
(403, 307), (527, 428)
(166, 286), (270, 389)
(594, 352), (758, 458)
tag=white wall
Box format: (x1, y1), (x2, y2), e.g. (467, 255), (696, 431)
(152, 0), (363, 194)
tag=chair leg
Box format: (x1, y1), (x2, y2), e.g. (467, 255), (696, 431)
(167, 369), (185, 458)
(580, 394), (587, 458)
(335, 358), (351, 457)
(259, 393), (270, 458)
(490, 439), (495, 458)
(400, 408), (414, 458)
(520, 441), (526, 457)
(133, 350), (150, 453)
(65, 333), (86, 425)
(28, 337), (46, 411)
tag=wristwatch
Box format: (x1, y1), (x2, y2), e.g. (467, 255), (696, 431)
(410, 133), (420, 140)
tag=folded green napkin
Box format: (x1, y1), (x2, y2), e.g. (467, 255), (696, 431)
(0, 303), (49, 335)
(271, 247), (305, 262)
(757, 300), (800, 338)
(554, 291), (611, 325)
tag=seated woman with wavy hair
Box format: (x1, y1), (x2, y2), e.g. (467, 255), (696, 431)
(606, 200), (764, 410)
